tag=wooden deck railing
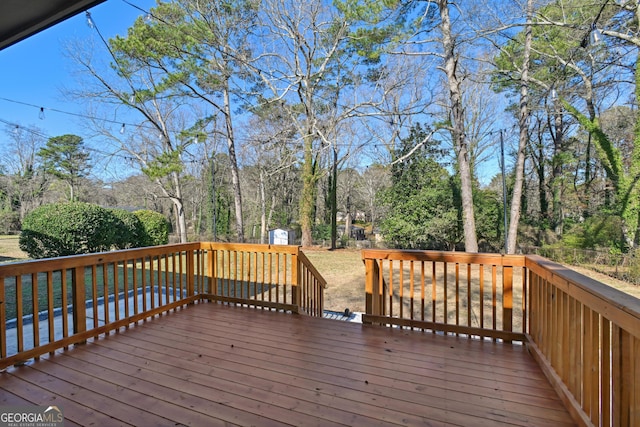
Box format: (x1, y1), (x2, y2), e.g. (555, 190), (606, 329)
(362, 249), (640, 427)
(362, 249), (527, 342)
(199, 243), (326, 316)
(0, 242), (325, 370)
(526, 255), (640, 427)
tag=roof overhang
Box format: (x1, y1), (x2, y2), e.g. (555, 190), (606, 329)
(0, 0), (106, 51)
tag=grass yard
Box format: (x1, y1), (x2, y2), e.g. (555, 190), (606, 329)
(0, 235), (28, 263)
(302, 248), (366, 312)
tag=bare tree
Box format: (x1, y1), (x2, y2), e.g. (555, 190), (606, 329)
(249, 0), (394, 246)
(0, 125), (48, 220)
(66, 39), (198, 243)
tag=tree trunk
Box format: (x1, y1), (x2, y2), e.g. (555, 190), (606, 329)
(299, 133), (317, 247)
(438, 0), (478, 253)
(68, 181), (75, 202)
(260, 170), (267, 244)
(551, 110), (565, 236)
(223, 82), (245, 243)
(505, 0), (533, 254)
(170, 170), (188, 243)
(330, 146), (338, 250)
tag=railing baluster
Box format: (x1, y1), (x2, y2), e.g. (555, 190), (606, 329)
(241, 251), (246, 300)
(388, 260), (393, 319)
(467, 264), (471, 328)
(0, 277), (6, 358)
(47, 271), (54, 351)
(491, 265), (497, 333)
(16, 276), (23, 353)
(171, 253), (177, 303)
(479, 264), (484, 329)
(602, 317), (611, 427)
(122, 260), (129, 320)
(283, 252), (288, 305)
(102, 264), (109, 330)
(399, 260), (403, 321)
(31, 273), (38, 353)
(133, 259), (139, 316)
(420, 262), (425, 327)
(431, 262), (436, 327)
(233, 251), (238, 300)
(409, 261), (414, 323)
(454, 263), (459, 329)
(141, 259), (147, 313)
(61, 270), (68, 344)
(91, 265), (98, 330)
(165, 254), (170, 305)
(157, 256), (163, 308)
(276, 253), (280, 304)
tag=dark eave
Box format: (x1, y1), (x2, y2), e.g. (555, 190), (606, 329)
(0, 0), (106, 51)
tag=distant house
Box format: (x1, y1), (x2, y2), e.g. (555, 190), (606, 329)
(350, 226), (366, 240)
(337, 225), (366, 241)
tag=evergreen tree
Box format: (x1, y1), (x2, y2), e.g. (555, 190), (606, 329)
(379, 124), (460, 249)
(37, 134), (90, 202)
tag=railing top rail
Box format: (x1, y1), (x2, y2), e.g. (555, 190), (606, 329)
(0, 242), (201, 277)
(198, 242), (300, 255)
(361, 249), (526, 267)
(525, 254), (640, 335)
(0, 242), (306, 279)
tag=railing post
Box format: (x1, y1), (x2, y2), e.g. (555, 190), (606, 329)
(207, 247), (215, 296)
(292, 249), (301, 311)
(503, 264), (513, 341)
(72, 266), (87, 339)
(187, 250), (195, 302)
(365, 257), (381, 324)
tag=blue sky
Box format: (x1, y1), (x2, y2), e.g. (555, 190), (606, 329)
(0, 0), (156, 153)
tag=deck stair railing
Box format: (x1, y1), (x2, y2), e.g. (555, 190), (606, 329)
(0, 242), (325, 370)
(362, 249), (640, 427)
(200, 242), (326, 316)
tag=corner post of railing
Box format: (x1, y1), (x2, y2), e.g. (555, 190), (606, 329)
(502, 259), (513, 342)
(206, 244), (215, 296)
(71, 266), (87, 340)
(292, 247), (301, 312)
(187, 249), (195, 303)
(364, 255), (381, 325)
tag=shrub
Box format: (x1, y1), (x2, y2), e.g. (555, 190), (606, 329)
(134, 210), (169, 247)
(20, 202), (119, 259)
(109, 208), (145, 249)
(312, 224), (331, 242)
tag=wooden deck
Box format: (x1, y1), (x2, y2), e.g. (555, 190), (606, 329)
(0, 303), (575, 426)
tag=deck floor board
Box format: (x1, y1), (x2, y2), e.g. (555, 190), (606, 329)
(1, 303), (576, 426)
